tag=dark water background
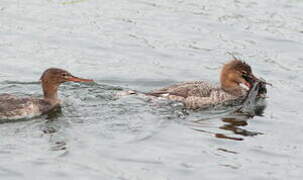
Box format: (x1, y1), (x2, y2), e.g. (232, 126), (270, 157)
(0, 0), (303, 179)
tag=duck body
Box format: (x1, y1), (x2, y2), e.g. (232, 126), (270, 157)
(0, 94), (56, 120)
(136, 58), (270, 110)
(0, 68), (93, 121)
(146, 81), (248, 109)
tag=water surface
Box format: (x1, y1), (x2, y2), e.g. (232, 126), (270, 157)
(0, 0), (303, 179)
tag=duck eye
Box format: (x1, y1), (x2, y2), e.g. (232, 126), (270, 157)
(241, 71), (250, 80)
(241, 71), (247, 75)
(62, 73), (68, 77)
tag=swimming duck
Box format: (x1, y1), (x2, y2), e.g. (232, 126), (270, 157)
(143, 59), (270, 109)
(0, 68), (93, 120)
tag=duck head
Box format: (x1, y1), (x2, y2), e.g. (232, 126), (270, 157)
(220, 59), (263, 96)
(40, 68), (93, 101)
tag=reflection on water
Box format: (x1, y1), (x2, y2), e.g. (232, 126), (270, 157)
(187, 81), (267, 141)
(190, 101), (266, 141)
(216, 116), (263, 141)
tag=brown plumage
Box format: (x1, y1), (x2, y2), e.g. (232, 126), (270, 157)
(144, 59), (269, 109)
(0, 68), (93, 121)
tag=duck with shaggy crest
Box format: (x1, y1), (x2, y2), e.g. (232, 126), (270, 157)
(138, 58), (270, 109)
(0, 68), (93, 120)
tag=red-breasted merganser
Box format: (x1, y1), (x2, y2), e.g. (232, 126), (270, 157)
(0, 68), (93, 120)
(120, 59), (270, 109)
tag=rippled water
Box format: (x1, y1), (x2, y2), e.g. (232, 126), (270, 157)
(1, 0), (303, 179)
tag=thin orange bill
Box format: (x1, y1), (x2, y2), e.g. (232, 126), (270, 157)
(66, 76), (94, 82)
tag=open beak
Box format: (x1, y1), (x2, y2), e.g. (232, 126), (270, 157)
(66, 75), (93, 82)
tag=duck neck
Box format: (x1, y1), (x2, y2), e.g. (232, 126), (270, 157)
(42, 81), (60, 104)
